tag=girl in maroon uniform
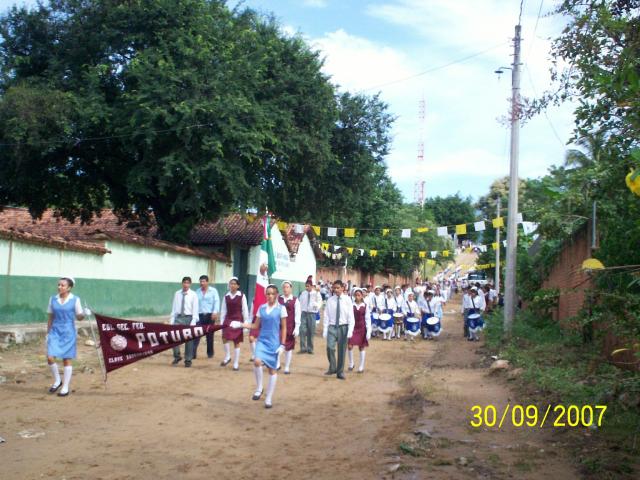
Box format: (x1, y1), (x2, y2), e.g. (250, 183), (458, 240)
(277, 281), (300, 374)
(348, 288), (372, 373)
(220, 277), (249, 370)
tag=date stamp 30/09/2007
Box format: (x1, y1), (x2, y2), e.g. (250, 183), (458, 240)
(469, 404), (607, 429)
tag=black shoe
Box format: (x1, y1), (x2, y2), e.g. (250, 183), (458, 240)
(348, 366), (354, 371)
(57, 390), (69, 397)
(324, 370), (336, 375)
(48, 382), (62, 394)
(185, 361), (192, 368)
(207, 355), (214, 359)
(220, 358), (231, 367)
(277, 366), (281, 371)
(284, 370), (290, 375)
(252, 391), (263, 401)
(172, 357), (182, 365)
(308, 350), (314, 354)
(265, 402), (273, 409)
(336, 373), (346, 380)
(192, 354), (197, 360)
(233, 367), (239, 371)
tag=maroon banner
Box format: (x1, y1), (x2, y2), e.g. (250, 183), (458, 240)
(95, 313), (226, 373)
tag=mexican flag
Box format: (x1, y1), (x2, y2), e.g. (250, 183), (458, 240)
(251, 215), (277, 321)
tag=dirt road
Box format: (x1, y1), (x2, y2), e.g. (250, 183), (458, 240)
(0, 294), (578, 479)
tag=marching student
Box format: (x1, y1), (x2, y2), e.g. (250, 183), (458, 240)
(467, 286), (487, 341)
(368, 285), (384, 338)
(378, 288), (396, 340)
(220, 277), (249, 370)
(232, 284), (287, 409)
(46, 277), (87, 397)
(323, 280), (355, 380)
(348, 288), (371, 373)
(193, 274), (220, 359)
(299, 278), (321, 354)
(402, 291), (420, 340)
(278, 281), (301, 374)
(170, 276), (199, 367)
(461, 286), (471, 338)
(419, 290), (442, 340)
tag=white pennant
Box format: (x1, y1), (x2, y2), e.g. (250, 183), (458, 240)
(437, 226), (448, 237)
(327, 227), (337, 237)
(474, 221), (485, 232)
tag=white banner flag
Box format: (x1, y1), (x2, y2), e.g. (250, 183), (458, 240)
(503, 240), (507, 247)
(522, 221), (538, 235)
(401, 229), (411, 238)
(333, 245), (341, 251)
(327, 227), (337, 237)
(516, 212), (523, 224)
(437, 226), (448, 237)
(474, 221), (486, 232)
(430, 251), (438, 258)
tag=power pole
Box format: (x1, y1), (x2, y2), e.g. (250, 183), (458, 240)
(503, 24), (522, 336)
(495, 196), (501, 294)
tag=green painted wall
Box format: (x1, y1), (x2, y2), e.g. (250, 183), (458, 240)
(0, 275), (227, 325)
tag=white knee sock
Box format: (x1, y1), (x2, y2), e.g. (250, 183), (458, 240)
(276, 351), (281, 370)
(233, 347), (240, 369)
(284, 350), (292, 372)
(250, 342), (256, 360)
(359, 350), (366, 371)
(60, 365), (72, 394)
(348, 349), (354, 368)
(223, 343), (231, 361)
(253, 366), (263, 394)
(49, 363), (60, 386)
(265, 373), (278, 406)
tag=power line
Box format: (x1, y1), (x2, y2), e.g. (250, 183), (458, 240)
(362, 42), (509, 91)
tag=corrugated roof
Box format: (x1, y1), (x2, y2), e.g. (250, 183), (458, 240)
(0, 207), (228, 261)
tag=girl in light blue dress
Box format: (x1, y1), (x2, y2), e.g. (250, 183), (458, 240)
(47, 277), (87, 397)
(233, 284), (287, 408)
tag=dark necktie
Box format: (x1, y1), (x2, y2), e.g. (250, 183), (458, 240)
(335, 296), (341, 325)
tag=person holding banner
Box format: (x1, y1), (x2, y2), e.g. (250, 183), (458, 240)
(220, 277), (249, 370)
(231, 284), (287, 409)
(323, 280), (355, 380)
(193, 275), (220, 359)
(278, 281), (300, 374)
(46, 276), (88, 397)
(348, 288), (371, 373)
(170, 277), (199, 367)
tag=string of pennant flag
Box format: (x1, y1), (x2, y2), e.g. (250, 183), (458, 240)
(276, 214), (539, 238)
(318, 240), (515, 262)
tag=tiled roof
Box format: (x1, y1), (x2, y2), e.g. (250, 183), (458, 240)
(0, 207), (227, 261)
(191, 213), (264, 247)
(0, 229), (110, 255)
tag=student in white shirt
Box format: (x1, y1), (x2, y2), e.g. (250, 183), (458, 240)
(323, 280), (355, 380)
(298, 279), (321, 354)
(170, 276), (199, 367)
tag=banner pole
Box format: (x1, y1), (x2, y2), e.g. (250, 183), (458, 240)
(86, 303), (107, 386)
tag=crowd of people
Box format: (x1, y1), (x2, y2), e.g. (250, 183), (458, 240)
(44, 270), (500, 409)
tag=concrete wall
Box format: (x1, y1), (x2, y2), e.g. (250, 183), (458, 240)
(0, 238), (228, 324)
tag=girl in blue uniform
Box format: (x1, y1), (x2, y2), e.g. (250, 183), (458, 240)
(233, 284), (287, 409)
(47, 277), (87, 397)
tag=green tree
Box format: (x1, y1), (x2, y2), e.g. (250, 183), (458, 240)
(0, 0), (338, 242)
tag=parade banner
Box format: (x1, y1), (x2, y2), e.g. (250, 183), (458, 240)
(95, 313), (226, 373)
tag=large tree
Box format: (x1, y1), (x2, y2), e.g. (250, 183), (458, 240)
(0, 0), (340, 241)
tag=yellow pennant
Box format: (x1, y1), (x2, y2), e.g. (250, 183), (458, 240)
(382, 229), (390, 236)
(427, 259), (436, 266)
(442, 250), (450, 257)
(277, 221), (287, 231)
(492, 242), (499, 250)
(455, 224), (467, 235)
(401, 253), (406, 258)
(321, 242), (329, 251)
(347, 247), (354, 254)
(419, 251), (426, 258)
(312, 225), (321, 236)
(369, 249), (378, 257)
(492, 217), (504, 228)
(416, 227), (429, 233)
(344, 228), (356, 238)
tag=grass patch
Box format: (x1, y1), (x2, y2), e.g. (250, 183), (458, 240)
(485, 309), (640, 478)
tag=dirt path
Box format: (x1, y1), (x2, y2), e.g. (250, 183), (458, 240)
(1, 292), (579, 479)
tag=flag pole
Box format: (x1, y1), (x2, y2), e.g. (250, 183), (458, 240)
(85, 303), (108, 386)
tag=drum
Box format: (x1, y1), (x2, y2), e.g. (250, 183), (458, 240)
(393, 312), (404, 324)
(467, 312), (484, 332)
(426, 315), (442, 335)
(379, 313), (393, 330)
(371, 312), (380, 330)
(421, 313), (434, 328)
(405, 317), (420, 336)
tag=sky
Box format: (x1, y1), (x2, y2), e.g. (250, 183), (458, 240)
(0, 0), (577, 203)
